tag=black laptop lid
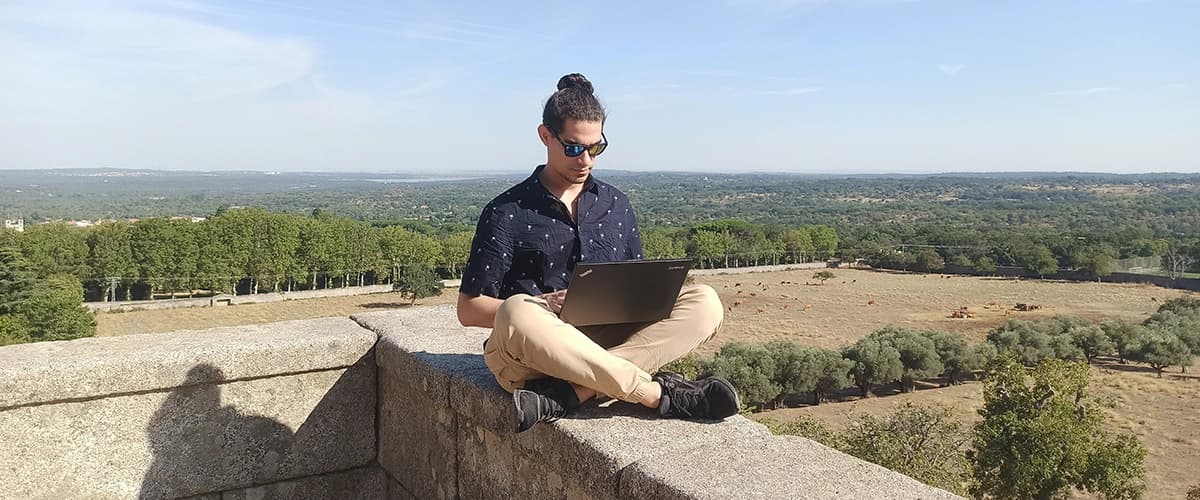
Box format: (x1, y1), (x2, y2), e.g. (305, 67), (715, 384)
(558, 259), (692, 327)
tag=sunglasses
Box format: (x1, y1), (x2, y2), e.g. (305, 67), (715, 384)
(554, 132), (608, 158)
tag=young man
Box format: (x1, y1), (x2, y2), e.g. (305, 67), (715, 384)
(456, 73), (740, 433)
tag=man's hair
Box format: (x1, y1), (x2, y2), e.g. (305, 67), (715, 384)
(542, 73), (606, 134)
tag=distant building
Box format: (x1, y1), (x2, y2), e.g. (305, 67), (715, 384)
(3, 219), (23, 232)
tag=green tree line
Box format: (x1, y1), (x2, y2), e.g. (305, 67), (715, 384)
(0, 210), (840, 302)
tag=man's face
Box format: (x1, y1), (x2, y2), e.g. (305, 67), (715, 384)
(539, 119), (604, 186)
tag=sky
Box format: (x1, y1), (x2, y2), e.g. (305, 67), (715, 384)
(1, 0), (1197, 174)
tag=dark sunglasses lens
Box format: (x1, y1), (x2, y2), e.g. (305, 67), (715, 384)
(564, 144), (585, 157)
(588, 143), (607, 157)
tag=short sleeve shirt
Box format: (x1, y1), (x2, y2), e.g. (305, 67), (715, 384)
(460, 165), (644, 299)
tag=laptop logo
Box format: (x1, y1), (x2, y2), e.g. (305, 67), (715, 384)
(667, 266), (686, 270)
(580, 269), (594, 278)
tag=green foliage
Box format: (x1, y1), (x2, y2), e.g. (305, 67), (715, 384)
(701, 342), (779, 408)
(845, 402), (970, 496)
(1071, 325), (1115, 363)
(12, 275), (96, 343)
(17, 223), (90, 280)
(393, 264), (443, 305)
(974, 255), (998, 273)
(970, 357), (1146, 500)
(1155, 297), (1200, 316)
(0, 314), (31, 346)
(1100, 320), (1144, 363)
(870, 326), (944, 393)
(440, 231), (474, 278)
(0, 246), (38, 314)
(762, 415), (846, 450)
(660, 353), (705, 380)
(812, 270), (835, 284)
(641, 227), (688, 259)
(1128, 327), (1192, 377)
(914, 248), (945, 273)
(987, 319), (1083, 366)
(843, 335), (903, 397)
(923, 330), (988, 384)
(766, 341), (851, 406)
(1014, 244), (1059, 277)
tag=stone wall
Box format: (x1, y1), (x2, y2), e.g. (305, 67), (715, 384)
(0, 319), (381, 499)
(0, 306), (960, 499)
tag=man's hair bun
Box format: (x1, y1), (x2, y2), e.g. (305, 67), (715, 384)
(556, 73), (594, 94)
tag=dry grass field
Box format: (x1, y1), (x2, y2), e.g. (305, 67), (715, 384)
(95, 267), (1199, 497)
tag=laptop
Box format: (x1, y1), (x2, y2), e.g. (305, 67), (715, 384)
(558, 259), (692, 327)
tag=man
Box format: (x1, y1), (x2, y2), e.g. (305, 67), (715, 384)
(457, 73), (739, 433)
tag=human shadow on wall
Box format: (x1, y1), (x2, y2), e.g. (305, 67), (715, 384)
(139, 364), (295, 500)
(139, 356), (375, 500)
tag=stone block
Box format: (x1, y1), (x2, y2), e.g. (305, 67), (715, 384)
(221, 465), (386, 500)
(0, 317), (376, 409)
(376, 364), (457, 500)
(0, 361), (375, 499)
(386, 474), (420, 500)
(618, 435), (962, 500)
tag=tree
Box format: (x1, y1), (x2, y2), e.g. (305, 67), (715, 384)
(807, 225), (839, 260)
(1015, 244), (1058, 277)
(1081, 251), (1117, 281)
(18, 223), (90, 281)
(969, 357), (1146, 500)
(1162, 246), (1197, 280)
(845, 402), (970, 496)
(843, 336), (903, 397)
(440, 231), (474, 278)
(0, 246), (38, 314)
(1128, 327), (1192, 378)
(642, 227), (688, 260)
(766, 342), (850, 406)
(702, 342), (779, 408)
(872, 326), (943, 393)
(689, 229), (735, 269)
(922, 330), (986, 385)
(914, 248), (945, 273)
(974, 255), (998, 274)
(1100, 320), (1142, 364)
(393, 264), (443, 305)
(14, 275), (96, 342)
(86, 222), (135, 301)
(987, 319), (1081, 366)
(812, 270), (835, 285)
(1070, 325), (1115, 364)
(0, 314), (31, 346)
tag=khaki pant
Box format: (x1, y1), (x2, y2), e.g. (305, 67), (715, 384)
(483, 284), (724, 403)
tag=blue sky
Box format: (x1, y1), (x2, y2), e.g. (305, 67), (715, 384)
(1, 0), (1197, 174)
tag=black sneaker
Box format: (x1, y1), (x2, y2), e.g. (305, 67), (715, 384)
(513, 377), (580, 433)
(653, 371), (740, 420)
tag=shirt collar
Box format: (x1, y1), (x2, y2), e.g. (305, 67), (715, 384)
(530, 164), (600, 195)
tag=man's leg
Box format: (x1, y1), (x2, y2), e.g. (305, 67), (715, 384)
(483, 294), (658, 405)
(586, 284), (724, 374)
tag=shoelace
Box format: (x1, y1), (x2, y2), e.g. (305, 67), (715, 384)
(667, 384), (709, 418)
(540, 394), (568, 423)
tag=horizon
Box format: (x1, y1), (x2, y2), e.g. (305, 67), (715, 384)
(2, 0), (1198, 174)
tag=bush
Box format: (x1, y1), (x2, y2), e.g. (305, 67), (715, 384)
(1070, 325), (1115, 364)
(0, 314), (31, 346)
(1100, 319), (1143, 363)
(660, 353), (705, 380)
(762, 415), (845, 450)
(871, 326), (943, 393)
(987, 319), (1082, 366)
(702, 342), (779, 408)
(766, 342), (851, 406)
(1128, 327), (1192, 378)
(845, 402), (970, 495)
(13, 275), (95, 343)
(843, 335), (903, 397)
(922, 330), (987, 385)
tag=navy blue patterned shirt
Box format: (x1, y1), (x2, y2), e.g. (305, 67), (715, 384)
(461, 165), (644, 299)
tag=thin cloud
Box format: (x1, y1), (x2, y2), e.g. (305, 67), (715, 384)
(1161, 83), (1188, 89)
(761, 87), (823, 95)
(1048, 87), (1119, 96)
(938, 64), (965, 76)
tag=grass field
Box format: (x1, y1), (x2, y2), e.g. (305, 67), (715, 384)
(95, 267), (1199, 497)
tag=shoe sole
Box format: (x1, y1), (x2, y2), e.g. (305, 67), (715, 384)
(513, 389), (527, 433)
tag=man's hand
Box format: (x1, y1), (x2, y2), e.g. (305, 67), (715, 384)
(538, 289), (569, 314)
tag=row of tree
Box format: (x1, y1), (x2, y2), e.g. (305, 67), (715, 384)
(765, 358), (1147, 499)
(0, 209), (839, 301)
(667, 298), (1200, 410)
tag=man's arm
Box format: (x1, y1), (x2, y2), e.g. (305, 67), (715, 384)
(457, 292), (503, 328)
